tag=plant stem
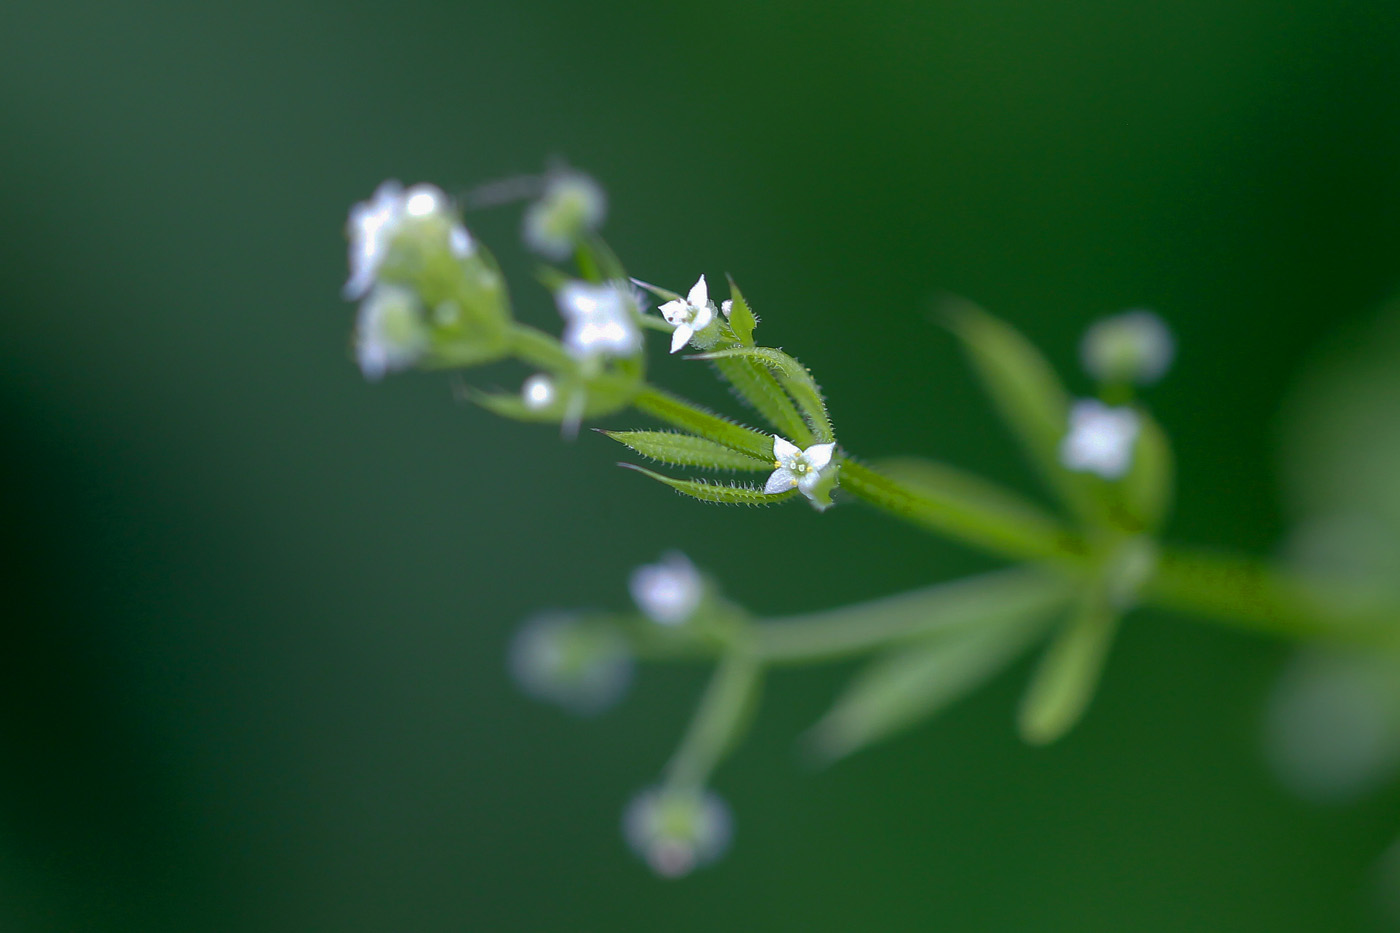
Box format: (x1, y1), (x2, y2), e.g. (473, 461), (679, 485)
(664, 647), (763, 792)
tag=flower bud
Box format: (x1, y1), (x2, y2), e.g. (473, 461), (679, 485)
(523, 171), (607, 260)
(355, 284), (429, 380)
(629, 551), (705, 626)
(521, 374), (557, 411)
(623, 786), (732, 878)
(508, 613), (633, 716)
(1059, 399), (1141, 479)
(1080, 310), (1175, 386)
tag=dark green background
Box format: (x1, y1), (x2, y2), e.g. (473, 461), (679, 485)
(3, 1), (1399, 929)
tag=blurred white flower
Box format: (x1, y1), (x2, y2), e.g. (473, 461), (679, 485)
(355, 283), (429, 380)
(508, 612), (633, 716)
(658, 275), (717, 354)
(623, 786), (733, 878)
(1080, 310), (1175, 386)
(522, 170), (607, 260)
(521, 374), (556, 411)
(1059, 399), (1141, 479)
(555, 281), (641, 360)
(344, 180), (473, 300)
(765, 435), (837, 502)
(629, 551), (704, 626)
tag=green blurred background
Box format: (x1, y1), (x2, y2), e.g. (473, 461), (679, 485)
(3, 1), (1400, 929)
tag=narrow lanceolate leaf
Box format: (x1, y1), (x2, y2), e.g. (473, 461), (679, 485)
(631, 387), (775, 461)
(942, 300), (1098, 523)
(711, 355), (810, 445)
(724, 275), (758, 346)
(467, 386), (629, 423)
(807, 610), (1053, 764)
(692, 346), (834, 443)
(1017, 585), (1120, 745)
(601, 430), (772, 471)
(1115, 409), (1174, 533)
(619, 463), (796, 506)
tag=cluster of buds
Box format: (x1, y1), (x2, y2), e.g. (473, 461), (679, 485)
(344, 182), (512, 379)
(508, 551), (744, 877)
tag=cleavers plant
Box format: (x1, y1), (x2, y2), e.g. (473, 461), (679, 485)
(341, 170), (1400, 882)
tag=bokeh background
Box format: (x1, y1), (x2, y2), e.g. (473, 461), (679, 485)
(3, 1), (1400, 929)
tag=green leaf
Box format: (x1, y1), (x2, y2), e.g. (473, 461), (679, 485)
(756, 567), (1076, 663)
(943, 300), (1098, 523)
(574, 235), (628, 284)
(709, 355), (811, 445)
(1116, 409), (1174, 532)
(467, 385), (630, 423)
(602, 430), (772, 471)
(1017, 585), (1120, 745)
(807, 609), (1053, 763)
(724, 275), (758, 345)
(631, 387), (776, 461)
(691, 346), (834, 443)
(620, 463), (796, 506)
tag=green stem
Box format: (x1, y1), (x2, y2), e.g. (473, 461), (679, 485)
(664, 648), (763, 792)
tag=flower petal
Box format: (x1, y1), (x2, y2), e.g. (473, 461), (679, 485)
(687, 275), (708, 307)
(764, 467), (797, 494)
(658, 299), (688, 325)
(692, 304), (714, 331)
(772, 435), (801, 462)
(670, 324), (691, 354)
(803, 442), (836, 472)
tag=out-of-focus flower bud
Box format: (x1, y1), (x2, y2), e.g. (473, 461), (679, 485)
(355, 284), (430, 380)
(1059, 399), (1141, 479)
(508, 613), (633, 716)
(629, 551), (705, 626)
(623, 786), (732, 878)
(1080, 310), (1175, 386)
(521, 374), (557, 411)
(522, 170), (607, 260)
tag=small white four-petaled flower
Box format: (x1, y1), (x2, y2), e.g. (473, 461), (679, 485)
(344, 180), (473, 300)
(658, 275), (717, 354)
(1059, 399), (1141, 479)
(765, 436), (837, 501)
(629, 551), (704, 626)
(555, 281), (642, 360)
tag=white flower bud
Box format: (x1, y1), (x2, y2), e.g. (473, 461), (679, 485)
(629, 551), (704, 626)
(355, 284), (429, 380)
(623, 786), (732, 878)
(1080, 310), (1175, 386)
(508, 613), (633, 716)
(522, 171), (607, 260)
(521, 374), (557, 411)
(1059, 399), (1141, 479)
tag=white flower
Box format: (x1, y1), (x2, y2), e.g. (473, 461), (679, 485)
(555, 281), (641, 360)
(355, 283), (429, 380)
(344, 180), (473, 300)
(1059, 399), (1141, 479)
(765, 435), (837, 501)
(658, 275), (717, 354)
(623, 786), (733, 878)
(522, 171), (608, 259)
(629, 551), (704, 626)
(1080, 310), (1175, 385)
(521, 374), (556, 411)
